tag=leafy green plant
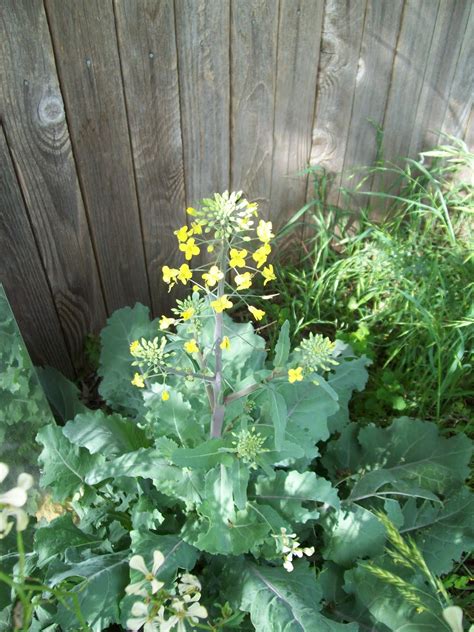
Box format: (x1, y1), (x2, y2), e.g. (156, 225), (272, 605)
(0, 193), (472, 631)
(0, 287), (53, 477)
(255, 138), (473, 430)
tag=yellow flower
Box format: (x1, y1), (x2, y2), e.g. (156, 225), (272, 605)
(162, 390), (170, 401)
(186, 207), (197, 216)
(184, 339), (199, 354)
(262, 264), (276, 286)
(288, 367), (304, 384)
(192, 285), (199, 292)
(191, 221), (203, 235)
(229, 248), (247, 268)
(220, 336), (231, 350)
(248, 306), (265, 321)
(177, 263), (192, 284)
(252, 243), (271, 268)
(207, 244), (215, 253)
(248, 202), (259, 215)
(181, 307), (195, 321)
(256, 219), (274, 243)
(174, 225), (193, 242)
(235, 272), (253, 290)
(202, 265), (224, 287)
(179, 238), (200, 261)
(211, 295), (233, 313)
(131, 372), (145, 388)
(159, 316), (176, 330)
(129, 340), (140, 356)
(162, 265), (179, 288)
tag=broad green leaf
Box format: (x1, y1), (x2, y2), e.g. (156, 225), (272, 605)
(266, 387), (287, 451)
(322, 423), (362, 479)
(183, 465), (269, 555)
(401, 487), (474, 574)
(349, 418), (472, 500)
(232, 459), (250, 510)
(254, 470), (340, 524)
(273, 320), (290, 368)
(63, 409), (150, 457)
(49, 552), (128, 631)
(322, 505), (387, 567)
(98, 304), (158, 415)
(37, 424), (104, 502)
(34, 514), (105, 568)
(85, 448), (203, 506)
(278, 380), (339, 446)
(37, 366), (87, 423)
(240, 562), (359, 632)
(144, 385), (205, 446)
(170, 438), (234, 468)
(130, 530), (199, 583)
(326, 356), (370, 432)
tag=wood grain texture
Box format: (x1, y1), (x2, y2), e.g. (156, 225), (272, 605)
(308, 0), (368, 205)
(114, 0), (186, 314)
(231, 0), (279, 218)
(0, 126), (74, 376)
(338, 0), (404, 207)
(409, 0), (472, 155)
(45, 0), (151, 313)
(269, 0), (324, 229)
(0, 0), (106, 369)
(381, 0), (440, 165)
(441, 4), (474, 141)
(175, 0), (230, 203)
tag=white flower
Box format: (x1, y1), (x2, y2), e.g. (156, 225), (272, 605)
(126, 601), (166, 632)
(273, 527), (314, 573)
(161, 599), (208, 632)
(177, 573), (201, 603)
(0, 464), (33, 538)
(126, 550), (165, 596)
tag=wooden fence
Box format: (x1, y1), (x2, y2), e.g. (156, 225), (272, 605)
(1, 0), (472, 376)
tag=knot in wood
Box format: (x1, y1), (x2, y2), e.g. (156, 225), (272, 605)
(38, 95), (64, 125)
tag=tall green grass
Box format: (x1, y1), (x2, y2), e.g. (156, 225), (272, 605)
(258, 138), (473, 431)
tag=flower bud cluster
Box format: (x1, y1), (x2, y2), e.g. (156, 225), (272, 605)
(232, 427), (268, 469)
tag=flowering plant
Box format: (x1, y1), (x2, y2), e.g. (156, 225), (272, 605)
(1, 192), (472, 631)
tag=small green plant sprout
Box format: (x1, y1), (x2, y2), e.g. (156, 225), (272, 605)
(128, 191), (339, 441)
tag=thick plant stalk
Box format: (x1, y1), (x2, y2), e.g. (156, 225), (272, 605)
(210, 243), (227, 438)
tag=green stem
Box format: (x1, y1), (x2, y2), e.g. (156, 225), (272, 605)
(210, 240), (228, 438)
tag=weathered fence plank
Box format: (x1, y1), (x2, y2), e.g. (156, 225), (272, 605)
(0, 0), (106, 369)
(269, 0), (324, 229)
(308, 0), (368, 205)
(231, 0), (279, 219)
(409, 0), (472, 155)
(175, 0), (231, 204)
(338, 0), (404, 207)
(45, 0), (151, 313)
(441, 4), (474, 141)
(114, 0), (186, 314)
(381, 0), (440, 165)
(0, 126), (74, 376)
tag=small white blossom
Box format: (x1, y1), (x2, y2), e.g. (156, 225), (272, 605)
(177, 573), (201, 603)
(0, 463), (34, 539)
(161, 599), (208, 632)
(126, 601), (166, 632)
(272, 527), (315, 573)
(126, 550), (165, 596)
